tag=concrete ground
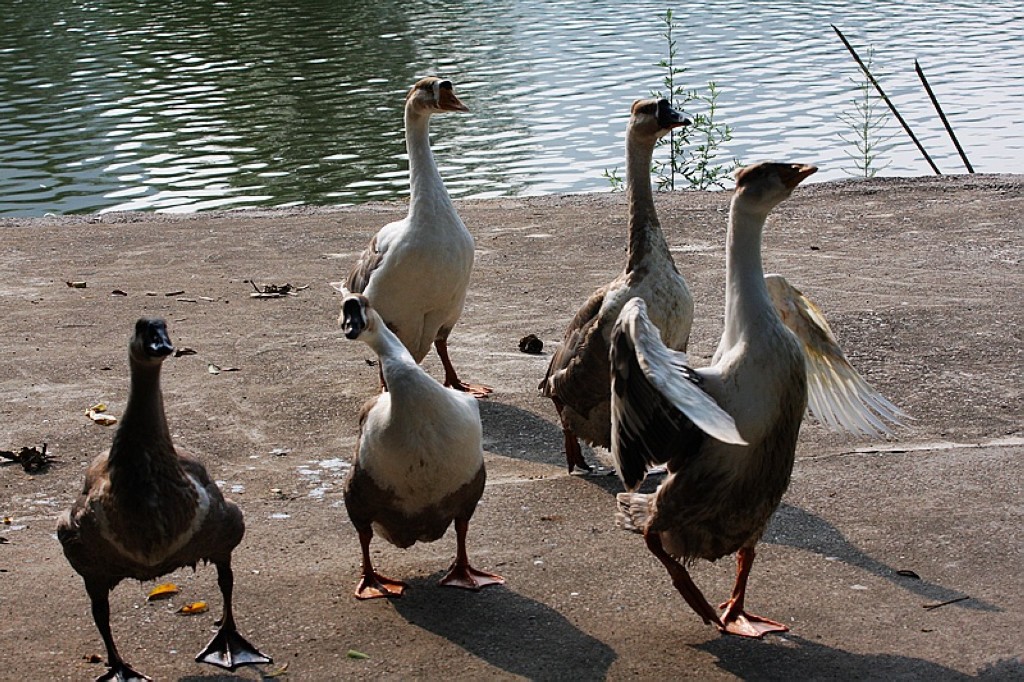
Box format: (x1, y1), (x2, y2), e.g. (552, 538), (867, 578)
(1, 174), (1021, 680)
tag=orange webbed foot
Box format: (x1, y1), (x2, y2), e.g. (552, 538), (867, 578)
(355, 572), (408, 599)
(439, 563), (505, 591)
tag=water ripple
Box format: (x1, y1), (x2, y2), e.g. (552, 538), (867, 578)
(0, 0), (1021, 215)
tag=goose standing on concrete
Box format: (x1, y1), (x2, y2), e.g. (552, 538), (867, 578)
(339, 294), (504, 599)
(58, 318), (271, 680)
(338, 76), (490, 397)
(611, 162), (905, 637)
(540, 98), (694, 473)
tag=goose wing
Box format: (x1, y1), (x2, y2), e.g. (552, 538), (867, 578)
(344, 233), (386, 295)
(610, 298), (745, 490)
(765, 274), (908, 437)
(539, 287), (611, 412)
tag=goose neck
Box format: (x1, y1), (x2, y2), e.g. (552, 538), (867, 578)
(721, 202), (773, 344)
(109, 360), (174, 465)
(405, 108), (454, 218)
(625, 135), (671, 271)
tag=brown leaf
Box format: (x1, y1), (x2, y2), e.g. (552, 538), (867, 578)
(66, 281), (87, 288)
(111, 289), (128, 297)
(174, 347), (197, 357)
(177, 601), (208, 615)
(147, 583), (180, 601)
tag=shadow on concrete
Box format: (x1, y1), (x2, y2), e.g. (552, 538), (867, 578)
(392, 575), (617, 680)
(765, 503), (997, 612)
(698, 633), (1022, 680)
(478, 398), (600, 469)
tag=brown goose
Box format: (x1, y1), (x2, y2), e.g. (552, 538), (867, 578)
(334, 76), (490, 397)
(339, 293), (504, 599)
(57, 319), (270, 680)
(539, 98), (694, 473)
(611, 162), (904, 637)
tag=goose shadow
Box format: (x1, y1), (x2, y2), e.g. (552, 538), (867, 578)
(765, 503), (997, 612)
(477, 398), (602, 469)
(698, 633), (1022, 680)
(391, 575), (617, 680)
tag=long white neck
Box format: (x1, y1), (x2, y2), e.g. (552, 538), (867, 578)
(716, 200), (775, 356)
(405, 107), (454, 221)
(625, 132), (673, 273)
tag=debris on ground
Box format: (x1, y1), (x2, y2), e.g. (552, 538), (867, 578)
(0, 444), (55, 473)
(85, 403), (117, 426)
(249, 279), (310, 298)
(519, 334), (544, 354)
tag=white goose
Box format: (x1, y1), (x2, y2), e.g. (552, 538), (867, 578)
(338, 76), (490, 397)
(611, 162), (905, 638)
(539, 98), (694, 472)
(339, 294), (504, 599)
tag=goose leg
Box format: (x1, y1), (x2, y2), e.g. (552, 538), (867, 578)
(195, 560), (273, 670)
(717, 546), (788, 638)
(86, 579), (151, 682)
(434, 337), (492, 398)
(553, 398), (591, 473)
(354, 527), (406, 599)
(439, 518), (505, 590)
(643, 531), (722, 627)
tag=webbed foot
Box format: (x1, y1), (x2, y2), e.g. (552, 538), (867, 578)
(195, 626), (273, 670)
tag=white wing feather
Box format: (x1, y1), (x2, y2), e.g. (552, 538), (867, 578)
(765, 274), (908, 437)
(619, 299), (746, 446)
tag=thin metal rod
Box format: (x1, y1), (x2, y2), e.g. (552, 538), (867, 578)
(915, 59), (974, 173)
(831, 24), (941, 175)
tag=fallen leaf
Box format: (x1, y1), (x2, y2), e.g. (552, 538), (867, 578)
(111, 289), (128, 297)
(198, 296), (216, 302)
(346, 649), (370, 660)
(177, 601), (208, 615)
(177, 297), (197, 303)
(207, 363), (239, 374)
(173, 347), (197, 357)
(897, 569), (921, 579)
(164, 290), (185, 297)
(147, 583), (180, 601)
(87, 408), (117, 426)
(66, 281), (87, 288)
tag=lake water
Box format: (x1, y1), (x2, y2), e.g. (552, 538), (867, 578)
(1, 0), (1021, 216)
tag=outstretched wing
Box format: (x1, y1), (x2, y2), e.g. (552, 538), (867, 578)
(765, 274), (908, 437)
(610, 298), (745, 490)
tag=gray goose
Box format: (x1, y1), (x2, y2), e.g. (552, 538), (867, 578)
(539, 98), (694, 472)
(340, 294), (504, 599)
(335, 76), (490, 397)
(58, 318), (270, 680)
(611, 162), (904, 637)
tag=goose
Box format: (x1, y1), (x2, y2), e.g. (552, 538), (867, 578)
(610, 162), (905, 637)
(337, 76), (490, 397)
(57, 318), (271, 681)
(339, 293), (504, 599)
(539, 97), (694, 473)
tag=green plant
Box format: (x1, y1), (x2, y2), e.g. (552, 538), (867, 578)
(652, 10), (739, 191)
(837, 47), (895, 178)
(604, 10), (739, 192)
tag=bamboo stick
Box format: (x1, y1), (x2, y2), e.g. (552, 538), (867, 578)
(915, 59), (975, 173)
(831, 25), (941, 175)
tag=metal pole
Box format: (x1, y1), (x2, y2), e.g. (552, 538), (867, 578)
(831, 25), (941, 175)
(915, 59), (975, 173)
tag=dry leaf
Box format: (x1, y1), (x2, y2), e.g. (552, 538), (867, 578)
(177, 601), (208, 615)
(165, 290), (185, 297)
(86, 405), (117, 426)
(174, 347), (197, 357)
(264, 662), (290, 677)
(111, 289), (128, 297)
(207, 363), (239, 374)
(147, 583), (180, 601)
(66, 281), (87, 288)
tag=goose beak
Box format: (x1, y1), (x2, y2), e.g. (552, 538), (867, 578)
(437, 81), (469, 112)
(782, 164), (818, 189)
(147, 327), (174, 357)
(657, 98), (691, 130)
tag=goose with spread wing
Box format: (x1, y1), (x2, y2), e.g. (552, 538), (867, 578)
(540, 97), (694, 473)
(611, 162), (905, 638)
(336, 76), (490, 397)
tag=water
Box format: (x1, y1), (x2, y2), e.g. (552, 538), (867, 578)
(1, 0), (1021, 216)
